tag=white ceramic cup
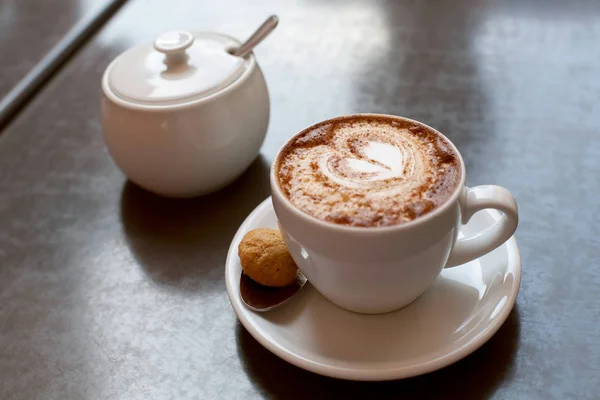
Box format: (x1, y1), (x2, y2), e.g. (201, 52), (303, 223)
(271, 114), (518, 314)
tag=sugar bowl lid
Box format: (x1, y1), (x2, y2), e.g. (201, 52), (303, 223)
(104, 31), (248, 106)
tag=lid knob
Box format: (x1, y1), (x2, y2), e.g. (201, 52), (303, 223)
(153, 31), (195, 65)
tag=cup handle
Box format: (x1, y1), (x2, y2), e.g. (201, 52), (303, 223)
(445, 185), (518, 268)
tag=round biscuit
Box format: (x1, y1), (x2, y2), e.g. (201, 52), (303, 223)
(238, 228), (298, 287)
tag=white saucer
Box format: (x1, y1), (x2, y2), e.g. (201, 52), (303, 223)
(225, 197), (521, 381)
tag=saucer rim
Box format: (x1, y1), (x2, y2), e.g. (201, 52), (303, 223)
(225, 197), (522, 381)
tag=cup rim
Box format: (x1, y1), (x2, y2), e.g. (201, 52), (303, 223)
(270, 113), (467, 235)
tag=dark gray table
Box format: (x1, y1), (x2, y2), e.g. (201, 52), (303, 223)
(1, 0), (599, 398)
(0, 0), (112, 100)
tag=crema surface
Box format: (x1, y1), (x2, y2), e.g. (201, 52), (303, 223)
(276, 116), (461, 227)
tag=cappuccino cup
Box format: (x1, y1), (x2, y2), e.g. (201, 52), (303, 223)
(271, 114), (518, 314)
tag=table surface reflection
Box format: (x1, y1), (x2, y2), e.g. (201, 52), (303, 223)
(0, 0), (110, 101)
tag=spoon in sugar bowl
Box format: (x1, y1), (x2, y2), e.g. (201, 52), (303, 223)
(230, 15), (279, 58)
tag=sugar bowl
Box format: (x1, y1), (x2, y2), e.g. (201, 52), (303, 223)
(101, 26), (272, 197)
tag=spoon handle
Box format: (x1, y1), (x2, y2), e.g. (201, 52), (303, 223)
(233, 15), (279, 58)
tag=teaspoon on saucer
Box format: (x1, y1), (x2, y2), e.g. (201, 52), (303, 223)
(240, 270), (307, 312)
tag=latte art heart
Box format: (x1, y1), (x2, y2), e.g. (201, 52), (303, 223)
(319, 137), (423, 189)
(276, 116), (461, 227)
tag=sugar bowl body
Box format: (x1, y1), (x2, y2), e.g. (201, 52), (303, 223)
(101, 31), (269, 197)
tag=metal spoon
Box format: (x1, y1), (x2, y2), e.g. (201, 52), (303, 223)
(231, 15), (279, 58)
(240, 270), (307, 312)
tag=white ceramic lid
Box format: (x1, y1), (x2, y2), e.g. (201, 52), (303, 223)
(106, 31), (247, 106)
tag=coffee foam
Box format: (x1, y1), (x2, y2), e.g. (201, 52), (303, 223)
(277, 116), (461, 227)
